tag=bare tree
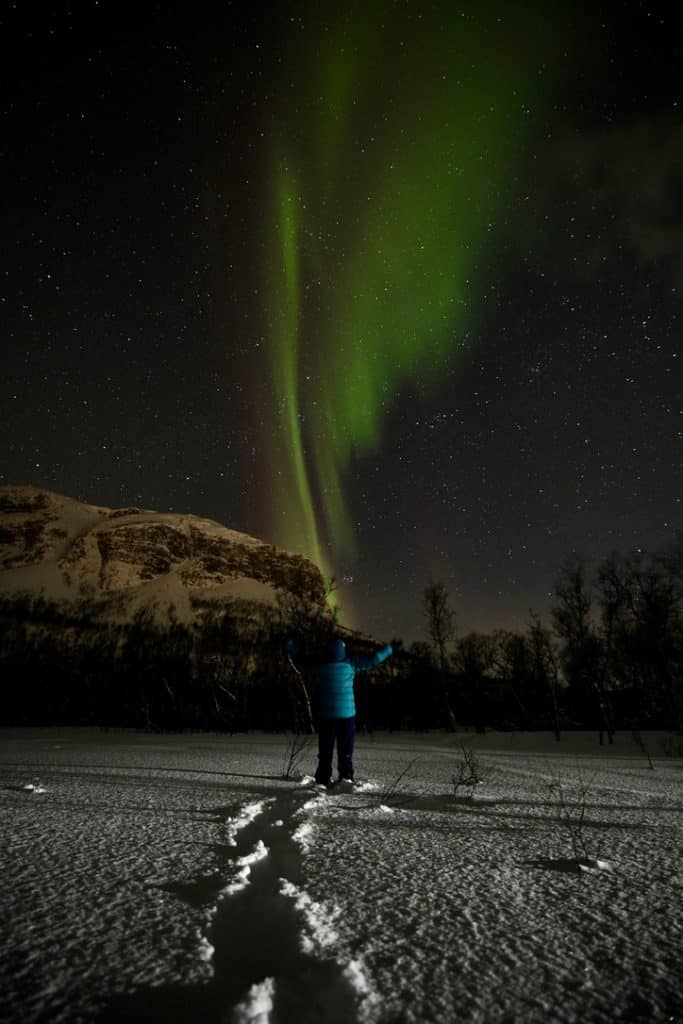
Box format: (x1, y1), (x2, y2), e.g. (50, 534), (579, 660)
(528, 611), (562, 740)
(597, 540), (682, 730)
(286, 651), (315, 733)
(552, 556), (614, 744)
(423, 580), (457, 730)
(491, 630), (531, 726)
(454, 631), (498, 677)
(276, 575), (338, 733)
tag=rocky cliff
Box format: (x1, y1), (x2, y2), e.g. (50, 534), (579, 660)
(0, 485), (326, 622)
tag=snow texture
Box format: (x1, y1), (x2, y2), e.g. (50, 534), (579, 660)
(292, 819), (315, 854)
(225, 800), (268, 846)
(1, 728), (681, 1023)
(230, 976), (276, 1024)
(219, 840), (270, 897)
(278, 878), (341, 956)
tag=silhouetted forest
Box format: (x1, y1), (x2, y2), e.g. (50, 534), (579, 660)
(1, 535), (681, 739)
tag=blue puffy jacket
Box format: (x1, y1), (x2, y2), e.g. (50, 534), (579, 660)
(288, 637), (393, 719)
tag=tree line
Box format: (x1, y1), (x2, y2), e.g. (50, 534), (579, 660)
(0, 534), (680, 736)
(411, 535), (682, 740)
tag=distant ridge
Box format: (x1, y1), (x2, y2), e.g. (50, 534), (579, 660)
(0, 484), (325, 624)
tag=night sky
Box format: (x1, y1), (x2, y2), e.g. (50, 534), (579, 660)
(2, 1), (681, 642)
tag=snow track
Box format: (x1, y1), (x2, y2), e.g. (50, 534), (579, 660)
(98, 789), (364, 1024)
(2, 730), (681, 1024)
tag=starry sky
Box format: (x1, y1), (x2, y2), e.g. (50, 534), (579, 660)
(2, 1), (681, 642)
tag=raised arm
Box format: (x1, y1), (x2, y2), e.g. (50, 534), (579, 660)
(353, 643), (393, 672)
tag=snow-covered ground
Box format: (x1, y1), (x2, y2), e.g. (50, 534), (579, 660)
(1, 728), (681, 1023)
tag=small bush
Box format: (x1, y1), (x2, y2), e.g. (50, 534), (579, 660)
(452, 745), (487, 801)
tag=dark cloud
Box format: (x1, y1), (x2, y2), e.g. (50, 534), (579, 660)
(528, 113), (683, 284)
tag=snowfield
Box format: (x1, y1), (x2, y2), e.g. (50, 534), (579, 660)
(0, 729), (681, 1023)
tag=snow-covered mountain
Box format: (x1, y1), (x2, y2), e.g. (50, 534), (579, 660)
(0, 485), (325, 623)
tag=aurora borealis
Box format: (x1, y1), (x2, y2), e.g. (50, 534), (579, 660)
(3, 1), (681, 640)
(264, 3), (577, 578)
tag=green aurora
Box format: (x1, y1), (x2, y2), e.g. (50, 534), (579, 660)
(263, 2), (578, 584)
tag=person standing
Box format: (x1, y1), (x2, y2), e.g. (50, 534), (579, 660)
(287, 635), (393, 787)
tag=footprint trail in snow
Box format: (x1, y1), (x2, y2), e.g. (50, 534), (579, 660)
(98, 787), (361, 1024)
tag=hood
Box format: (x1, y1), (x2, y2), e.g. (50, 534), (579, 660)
(325, 637), (347, 662)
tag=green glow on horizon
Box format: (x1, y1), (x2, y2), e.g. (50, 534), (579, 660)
(262, 1), (576, 575)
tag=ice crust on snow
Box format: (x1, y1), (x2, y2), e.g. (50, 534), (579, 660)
(1, 729), (681, 1024)
(196, 931), (215, 964)
(237, 839), (269, 868)
(278, 878), (341, 956)
(226, 800), (269, 845)
(343, 958), (383, 1020)
(219, 840), (270, 897)
(230, 976), (276, 1024)
(292, 819), (315, 854)
(22, 781), (47, 793)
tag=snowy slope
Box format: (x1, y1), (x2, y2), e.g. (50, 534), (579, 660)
(0, 730), (681, 1023)
(0, 485), (325, 623)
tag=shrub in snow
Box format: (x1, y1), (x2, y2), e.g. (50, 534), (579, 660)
(375, 759), (417, 808)
(546, 768), (602, 867)
(281, 732), (312, 780)
(451, 745), (487, 801)
(631, 730), (655, 769)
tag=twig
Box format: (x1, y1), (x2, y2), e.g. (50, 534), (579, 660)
(452, 745), (487, 801)
(631, 730), (654, 769)
(547, 768), (596, 862)
(287, 653), (314, 733)
(281, 732), (312, 779)
(378, 759), (417, 806)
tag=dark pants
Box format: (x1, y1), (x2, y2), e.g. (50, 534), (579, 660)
(315, 716), (356, 784)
